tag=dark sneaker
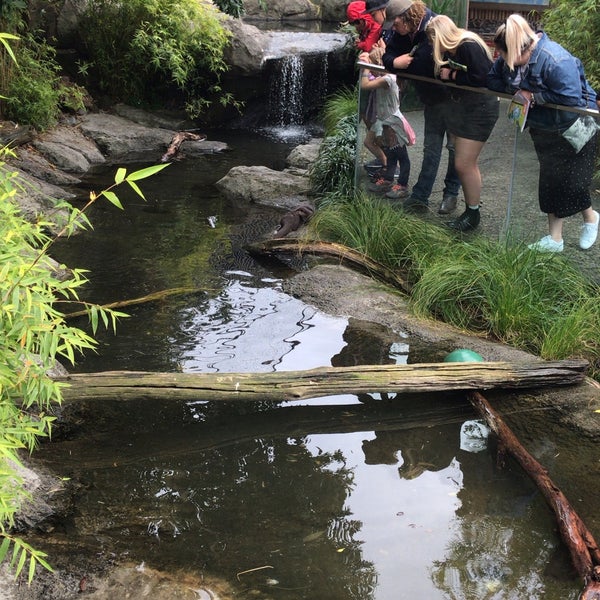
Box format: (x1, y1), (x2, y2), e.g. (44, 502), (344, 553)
(438, 194), (458, 214)
(448, 208), (480, 232)
(402, 196), (429, 212)
(368, 167), (387, 180)
(367, 178), (394, 193)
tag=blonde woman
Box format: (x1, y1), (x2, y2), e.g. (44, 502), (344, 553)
(426, 15), (499, 231)
(487, 14), (599, 252)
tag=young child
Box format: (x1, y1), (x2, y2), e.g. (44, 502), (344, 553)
(359, 46), (415, 199)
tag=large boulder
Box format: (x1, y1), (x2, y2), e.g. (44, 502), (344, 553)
(216, 165), (311, 210)
(242, 0), (321, 20)
(222, 18), (270, 75)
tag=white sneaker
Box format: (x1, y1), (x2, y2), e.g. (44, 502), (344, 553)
(528, 235), (564, 253)
(580, 210), (600, 250)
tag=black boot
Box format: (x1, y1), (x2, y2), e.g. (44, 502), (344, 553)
(448, 208), (480, 232)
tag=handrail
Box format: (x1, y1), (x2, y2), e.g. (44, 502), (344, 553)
(356, 61), (600, 118)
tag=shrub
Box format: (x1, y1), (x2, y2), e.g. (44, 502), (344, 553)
(310, 113), (357, 199)
(542, 0), (600, 90)
(0, 34), (86, 131)
(79, 0), (233, 118)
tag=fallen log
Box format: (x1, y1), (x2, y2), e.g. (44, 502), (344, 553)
(55, 359), (588, 403)
(469, 391), (600, 599)
(246, 238), (412, 293)
(161, 131), (207, 162)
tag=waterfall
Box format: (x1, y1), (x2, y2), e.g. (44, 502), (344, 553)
(264, 53), (330, 142)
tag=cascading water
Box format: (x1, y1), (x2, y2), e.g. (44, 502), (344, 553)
(269, 54), (305, 127)
(256, 31), (350, 142)
(264, 53), (329, 142)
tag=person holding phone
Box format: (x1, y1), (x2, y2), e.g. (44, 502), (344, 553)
(426, 14), (499, 232)
(382, 0), (461, 215)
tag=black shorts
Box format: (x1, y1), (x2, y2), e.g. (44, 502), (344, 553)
(446, 94), (499, 142)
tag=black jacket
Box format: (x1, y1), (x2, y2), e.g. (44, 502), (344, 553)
(382, 9), (447, 105)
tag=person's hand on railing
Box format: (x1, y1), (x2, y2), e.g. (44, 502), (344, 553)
(392, 53), (413, 70)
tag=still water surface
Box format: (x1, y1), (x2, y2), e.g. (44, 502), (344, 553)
(42, 127), (594, 599)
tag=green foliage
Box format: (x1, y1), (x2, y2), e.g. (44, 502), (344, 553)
(543, 0), (600, 90)
(310, 196), (600, 376)
(213, 0), (244, 18)
(310, 114), (357, 198)
(0, 35), (86, 130)
(80, 0), (233, 118)
(321, 86), (357, 136)
(0, 153), (168, 582)
(0, 0), (26, 30)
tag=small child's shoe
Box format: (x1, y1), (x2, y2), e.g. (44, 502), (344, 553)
(367, 178), (394, 193)
(385, 184), (409, 199)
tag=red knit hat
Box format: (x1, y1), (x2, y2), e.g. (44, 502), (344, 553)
(346, 1), (367, 22)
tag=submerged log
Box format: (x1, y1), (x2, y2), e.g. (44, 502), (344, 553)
(246, 238), (412, 293)
(56, 359), (588, 403)
(469, 391), (600, 599)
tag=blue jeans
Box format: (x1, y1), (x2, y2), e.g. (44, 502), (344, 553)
(411, 102), (461, 203)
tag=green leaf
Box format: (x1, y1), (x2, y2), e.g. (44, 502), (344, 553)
(99, 190), (124, 209)
(114, 167), (127, 184)
(28, 555), (36, 583)
(125, 163), (169, 181)
(127, 179), (145, 199)
(0, 536), (11, 563)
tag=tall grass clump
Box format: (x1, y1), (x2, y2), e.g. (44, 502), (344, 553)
(321, 86), (357, 136)
(410, 237), (600, 366)
(309, 113), (357, 199)
(310, 193), (455, 282)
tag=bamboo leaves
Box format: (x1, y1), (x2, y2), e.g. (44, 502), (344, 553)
(0, 154), (165, 582)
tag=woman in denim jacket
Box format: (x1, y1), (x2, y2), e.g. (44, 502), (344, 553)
(487, 13), (599, 253)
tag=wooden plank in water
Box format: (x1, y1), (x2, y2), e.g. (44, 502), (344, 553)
(56, 359), (588, 402)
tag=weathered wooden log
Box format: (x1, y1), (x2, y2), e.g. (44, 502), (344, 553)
(55, 359), (588, 402)
(161, 131), (206, 162)
(246, 238), (412, 293)
(469, 391), (600, 599)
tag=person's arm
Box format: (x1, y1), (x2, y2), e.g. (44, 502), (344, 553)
(486, 57), (511, 93)
(360, 71), (388, 90)
(382, 32), (413, 72)
(358, 21), (382, 52)
(450, 41), (491, 87)
(524, 55), (584, 107)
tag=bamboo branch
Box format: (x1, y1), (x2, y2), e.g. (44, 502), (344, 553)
(63, 287), (210, 318)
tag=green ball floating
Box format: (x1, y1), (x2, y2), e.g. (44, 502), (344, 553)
(444, 349), (484, 363)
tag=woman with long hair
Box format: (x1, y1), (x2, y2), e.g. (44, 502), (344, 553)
(487, 13), (599, 252)
(426, 14), (499, 231)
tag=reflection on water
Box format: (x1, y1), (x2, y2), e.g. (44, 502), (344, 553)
(41, 129), (589, 599)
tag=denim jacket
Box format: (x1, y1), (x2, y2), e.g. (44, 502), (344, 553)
(487, 32), (597, 132)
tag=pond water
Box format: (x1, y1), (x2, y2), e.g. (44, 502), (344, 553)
(40, 126), (596, 599)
